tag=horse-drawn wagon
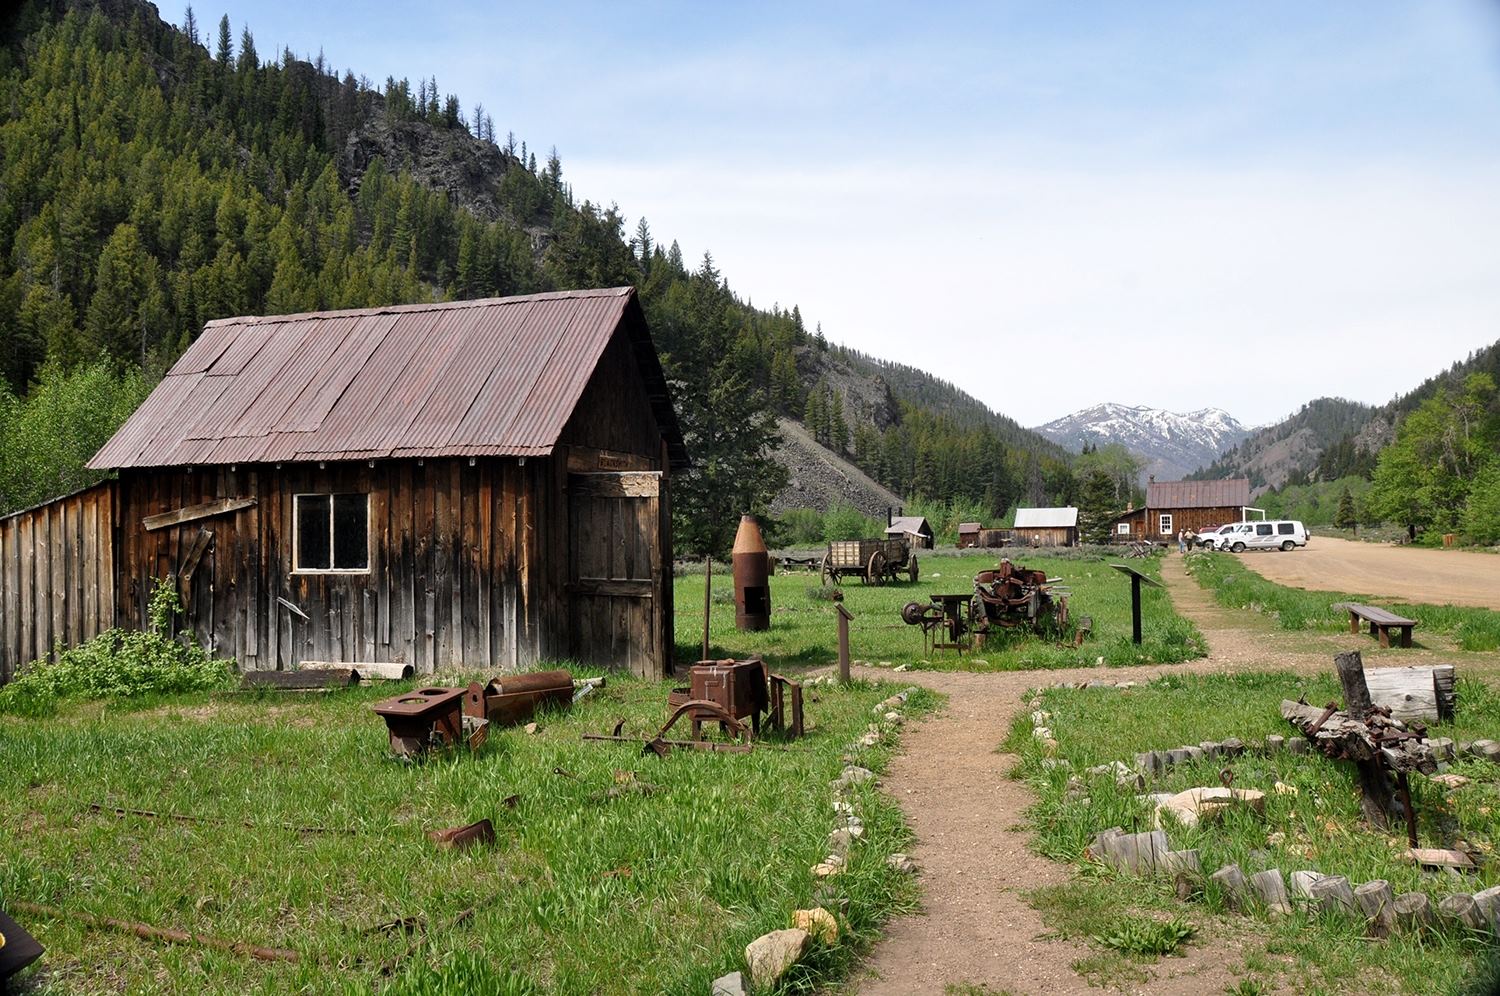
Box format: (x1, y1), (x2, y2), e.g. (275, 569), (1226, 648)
(820, 537), (918, 585)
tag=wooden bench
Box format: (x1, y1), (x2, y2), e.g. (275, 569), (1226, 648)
(1344, 603), (1417, 649)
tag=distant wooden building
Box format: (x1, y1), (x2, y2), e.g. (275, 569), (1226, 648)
(1111, 478), (1250, 543)
(885, 513), (934, 549)
(957, 522), (983, 548)
(0, 288), (687, 682)
(1012, 507), (1079, 547)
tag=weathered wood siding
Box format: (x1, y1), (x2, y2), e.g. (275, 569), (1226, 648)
(1114, 506), (1239, 541)
(1012, 526), (1077, 547)
(0, 482), (117, 680)
(114, 458), (579, 675)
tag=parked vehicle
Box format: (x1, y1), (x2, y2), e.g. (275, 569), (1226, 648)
(1195, 524), (1237, 550)
(1215, 520), (1309, 552)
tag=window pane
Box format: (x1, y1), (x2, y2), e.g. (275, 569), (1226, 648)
(297, 495), (331, 570)
(1257, 524), (1273, 535)
(1278, 523), (1294, 534)
(333, 494), (369, 570)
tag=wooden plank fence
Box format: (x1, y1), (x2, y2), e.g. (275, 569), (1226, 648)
(0, 481), (117, 682)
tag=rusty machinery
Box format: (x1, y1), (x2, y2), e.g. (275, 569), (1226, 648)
(373, 669), (577, 757)
(902, 558), (1071, 651)
(585, 656), (804, 755)
(733, 515), (771, 630)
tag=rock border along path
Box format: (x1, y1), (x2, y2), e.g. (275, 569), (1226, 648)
(849, 553), (1344, 995)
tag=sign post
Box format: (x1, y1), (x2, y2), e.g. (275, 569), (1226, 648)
(836, 604), (854, 683)
(1108, 563), (1163, 646)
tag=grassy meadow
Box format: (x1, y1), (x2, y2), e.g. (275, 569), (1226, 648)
(1007, 673), (1500, 994)
(675, 549), (1205, 673)
(1187, 551), (1500, 652)
(0, 674), (936, 995)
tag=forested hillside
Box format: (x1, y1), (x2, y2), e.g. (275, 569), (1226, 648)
(0, 0), (1076, 550)
(1191, 343), (1500, 541)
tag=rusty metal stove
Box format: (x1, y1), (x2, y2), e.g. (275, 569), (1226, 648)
(373, 686), (468, 756)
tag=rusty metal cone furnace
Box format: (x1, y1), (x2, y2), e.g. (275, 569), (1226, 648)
(732, 515), (771, 630)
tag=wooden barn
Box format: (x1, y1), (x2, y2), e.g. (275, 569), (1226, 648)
(1111, 478), (1250, 543)
(0, 288), (687, 683)
(1012, 507), (1079, 547)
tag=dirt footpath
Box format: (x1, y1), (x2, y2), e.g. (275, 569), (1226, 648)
(1234, 535), (1500, 610)
(849, 556), (1337, 995)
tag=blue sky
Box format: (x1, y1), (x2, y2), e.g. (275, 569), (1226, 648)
(214, 1), (1500, 425)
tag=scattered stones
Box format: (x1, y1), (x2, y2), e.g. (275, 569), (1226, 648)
(791, 907), (839, 944)
(523, 722), (540, 735)
(883, 712), (903, 725)
(892, 663), (910, 673)
(827, 828), (855, 856)
(711, 970), (748, 996)
(810, 860), (843, 879)
(1430, 773), (1470, 789)
(832, 766), (876, 793)
(744, 929), (811, 989)
(887, 852), (917, 875)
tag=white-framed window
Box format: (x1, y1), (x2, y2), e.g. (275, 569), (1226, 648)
(293, 493), (370, 573)
(1158, 513), (1173, 535)
(1116, 522), (1131, 535)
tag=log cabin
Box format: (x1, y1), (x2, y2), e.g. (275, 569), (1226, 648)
(1111, 478), (1251, 543)
(0, 287), (688, 683)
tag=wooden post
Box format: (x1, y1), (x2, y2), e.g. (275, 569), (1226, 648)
(1333, 650), (1400, 828)
(836, 604), (853, 684)
(701, 557), (712, 662)
(1130, 573), (1143, 645)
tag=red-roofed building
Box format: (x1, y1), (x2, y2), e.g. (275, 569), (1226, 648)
(1, 288), (687, 681)
(1111, 477), (1252, 543)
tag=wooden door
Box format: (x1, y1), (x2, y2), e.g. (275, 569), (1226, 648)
(568, 472), (664, 678)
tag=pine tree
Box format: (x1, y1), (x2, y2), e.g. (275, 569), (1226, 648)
(1335, 486), (1357, 531)
(633, 217), (652, 267)
(237, 27), (258, 73)
(215, 14), (232, 65)
(1078, 470), (1117, 545)
(183, 5), (199, 45)
(829, 389), (849, 452)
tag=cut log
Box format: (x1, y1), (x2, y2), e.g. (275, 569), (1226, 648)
(1264, 734), (1285, 754)
(1354, 880), (1396, 937)
(1393, 892), (1434, 931)
(299, 661), (415, 681)
(241, 669), (358, 690)
(1473, 885), (1500, 925)
(1249, 869), (1292, 914)
(1289, 870), (1325, 901)
(1364, 665), (1456, 723)
(1211, 864), (1250, 909)
(1159, 849), (1201, 875)
(1310, 875), (1356, 914)
(1439, 893), (1486, 931)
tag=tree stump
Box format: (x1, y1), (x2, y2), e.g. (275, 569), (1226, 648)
(1249, 869), (1292, 914)
(1438, 893), (1486, 931)
(1211, 864), (1250, 910)
(1393, 892), (1434, 931)
(1310, 875), (1356, 915)
(1354, 880), (1395, 937)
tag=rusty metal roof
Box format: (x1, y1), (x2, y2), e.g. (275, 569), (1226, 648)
(90, 288), (687, 470)
(1146, 478), (1251, 509)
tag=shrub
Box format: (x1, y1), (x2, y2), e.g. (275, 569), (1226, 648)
(0, 578), (235, 715)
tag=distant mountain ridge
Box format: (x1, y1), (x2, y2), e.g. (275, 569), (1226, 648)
(1192, 339), (1500, 493)
(1032, 403), (1251, 483)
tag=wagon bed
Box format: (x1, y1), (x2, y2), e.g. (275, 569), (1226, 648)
(821, 538), (918, 585)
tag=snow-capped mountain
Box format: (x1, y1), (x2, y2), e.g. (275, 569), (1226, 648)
(1033, 403), (1251, 483)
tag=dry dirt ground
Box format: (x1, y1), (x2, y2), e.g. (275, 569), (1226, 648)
(1235, 535), (1500, 610)
(845, 553), (1498, 996)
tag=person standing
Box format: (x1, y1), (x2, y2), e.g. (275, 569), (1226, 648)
(1177, 529), (1186, 554)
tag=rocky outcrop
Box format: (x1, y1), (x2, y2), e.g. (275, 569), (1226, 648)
(770, 417), (903, 517)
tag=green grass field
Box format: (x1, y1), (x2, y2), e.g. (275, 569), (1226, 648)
(1006, 673), (1500, 994)
(1187, 551), (1500, 652)
(675, 550), (1205, 673)
(0, 674), (936, 995)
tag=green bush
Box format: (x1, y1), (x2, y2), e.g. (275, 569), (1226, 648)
(1094, 916), (1195, 956)
(0, 578), (235, 716)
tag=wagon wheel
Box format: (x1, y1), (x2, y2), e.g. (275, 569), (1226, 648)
(821, 553), (840, 586)
(907, 553), (919, 584)
(864, 550), (887, 585)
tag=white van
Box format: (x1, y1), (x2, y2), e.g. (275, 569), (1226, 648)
(1209, 520), (1309, 552)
